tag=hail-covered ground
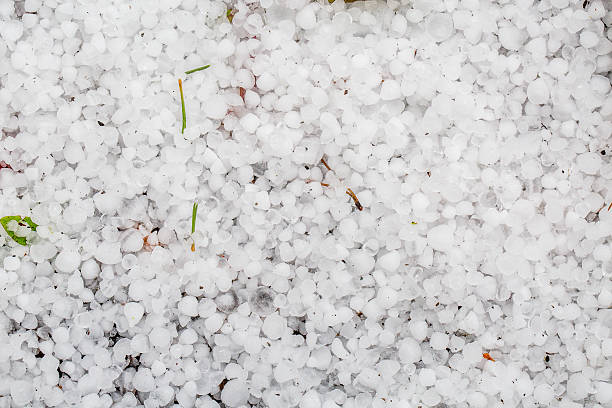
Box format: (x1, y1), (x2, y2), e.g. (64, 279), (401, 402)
(0, 0), (611, 407)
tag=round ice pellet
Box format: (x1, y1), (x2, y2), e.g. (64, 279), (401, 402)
(533, 384), (554, 404)
(566, 373), (589, 400)
(427, 13), (454, 42)
(376, 287), (398, 309)
(221, 380), (249, 407)
(527, 78), (549, 105)
(398, 338), (421, 363)
(4, 256), (20, 271)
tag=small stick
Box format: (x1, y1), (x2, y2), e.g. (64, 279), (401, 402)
(320, 157), (332, 171)
(185, 65), (210, 75)
(594, 203), (606, 214)
(305, 179), (330, 187)
(345, 188), (363, 211)
(320, 156), (363, 211)
(608, 203), (612, 211)
(178, 79), (186, 134)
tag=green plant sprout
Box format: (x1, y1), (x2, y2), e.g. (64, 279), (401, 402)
(226, 8), (235, 23)
(178, 78), (186, 134)
(185, 65), (210, 75)
(1, 215), (37, 246)
(191, 202), (198, 252)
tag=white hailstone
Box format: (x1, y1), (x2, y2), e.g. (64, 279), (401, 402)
(331, 338), (350, 359)
(94, 241), (122, 264)
(205, 313), (224, 333)
(132, 368), (155, 392)
(548, 58), (568, 77)
(391, 14), (407, 35)
(221, 380), (249, 407)
(593, 245), (611, 262)
(602, 339), (612, 356)
(422, 389), (441, 406)
(206, 96), (228, 120)
(296, 6), (317, 30)
(310, 87), (328, 107)
(427, 13), (454, 42)
(566, 373), (589, 400)
(299, 390), (321, 408)
(419, 368), (436, 387)
(378, 250), (400, 272)
(411, 192), (429, 211)
(253, 191), (270, 210)
(10, 380), (33, 406)
(398, 338), (421, 363)
(406, 9), (424, 23)
(376, 287), (398, 309)
(380, 80), (401, 100)
(357, 368), (380, 389)
(409, 320), (428, 341)
(462, 342), (483, 364)
(594, 381), (612, 404)
(55, 249), (80, 273)
(3, 256), (20, 271)
(240, 113), (260, 133)
(527, 78), (550, 105)
(467, 392), (487, 408)
(179, 328), (198, 345)
(575, 152), (602, 175)
(262, 313), (285, 339)
(66, 272), (84, 295)
(525, 37), (547, 59)
(257, 72), (277, 92)
(566, 352), (587, 372)
(377, 360), (400, 379)
(550, 0), (569, 7)
(427, 224), (454, 252)
(178, 296), (199, 317)
(579, 31), (599, 48)
(122, 232), (143, 252)
(498, 26), (524, 50)
(149, 327), (172, 350)
(124, 302), (145, 327)
(521, 159), (543, 180)
(429, 332), (449, 350)
(533, 384), (554, 404)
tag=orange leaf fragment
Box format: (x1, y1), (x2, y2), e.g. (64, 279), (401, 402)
(483, 353), (495, 362)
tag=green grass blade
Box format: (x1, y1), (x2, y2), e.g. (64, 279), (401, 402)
(185, 65), (210, 75)
(191, 202), (198, 234)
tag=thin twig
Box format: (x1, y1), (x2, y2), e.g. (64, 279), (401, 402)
(320, 157), (332, 171)
(345, 188), (363, 211)
(319, 156), (363, 211)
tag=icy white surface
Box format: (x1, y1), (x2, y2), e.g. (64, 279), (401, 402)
(0, 0), (611, 407)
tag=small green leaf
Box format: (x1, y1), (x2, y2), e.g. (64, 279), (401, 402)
(23, 217), (38, 231)
(1, 215), (37, 246)
(226, 8), (234, 23)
